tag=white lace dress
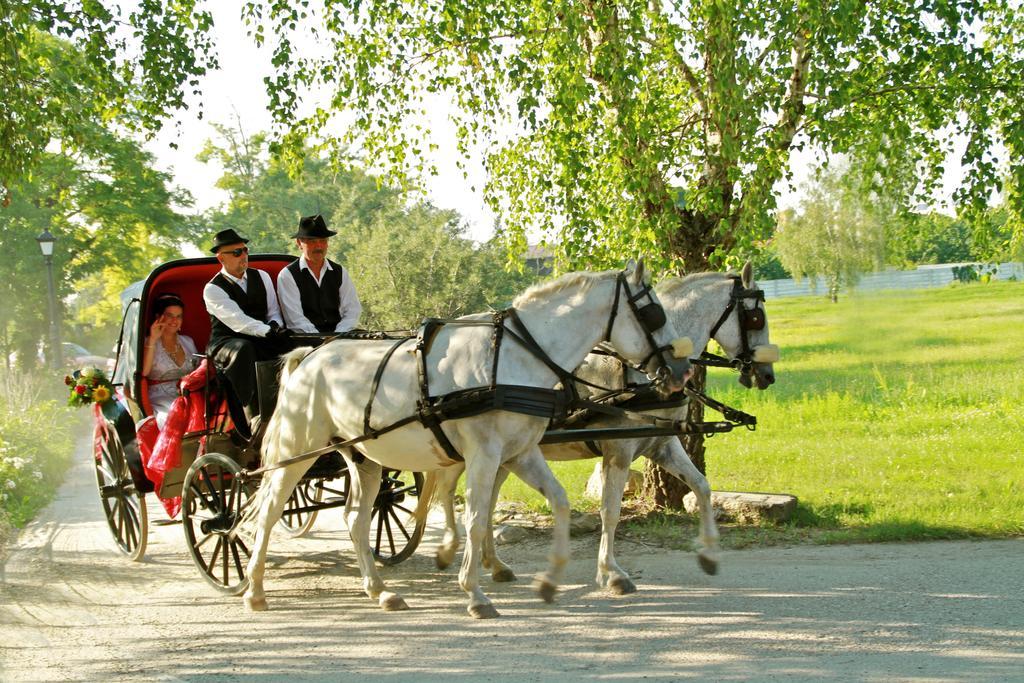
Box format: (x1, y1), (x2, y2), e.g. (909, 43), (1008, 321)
(146, 334), (198, 428)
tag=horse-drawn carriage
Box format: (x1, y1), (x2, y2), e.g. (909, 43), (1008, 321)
(90, 255), (774, 617)
(93, 255), (425, 593)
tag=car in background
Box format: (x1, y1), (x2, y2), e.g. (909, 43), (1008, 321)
(62, 342), (116, 374)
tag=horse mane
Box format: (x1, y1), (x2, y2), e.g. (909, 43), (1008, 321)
(656, 271), (733, 297)
(512, 269), (618, 307)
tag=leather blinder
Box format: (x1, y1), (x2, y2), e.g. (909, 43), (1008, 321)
(743, 307), (765, 331)
(637, 303), (666, 332)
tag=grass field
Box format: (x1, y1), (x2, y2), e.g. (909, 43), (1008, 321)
(499, 280), (1024, 545)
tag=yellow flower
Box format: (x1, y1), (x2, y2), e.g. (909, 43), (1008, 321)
(92, 385), (111, 403)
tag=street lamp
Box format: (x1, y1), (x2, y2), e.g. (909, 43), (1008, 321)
(35, 229), (62, 369)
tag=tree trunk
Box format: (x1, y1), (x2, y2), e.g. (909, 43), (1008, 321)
(679, 363), (708, 476)
(640, 210), (719, 509)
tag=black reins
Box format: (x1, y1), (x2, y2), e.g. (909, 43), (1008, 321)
(604, 272), (679, 379)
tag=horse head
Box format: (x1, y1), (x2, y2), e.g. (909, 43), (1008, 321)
(724, 261), (777, 390)
(610, 259), (692, 396)
(655, 262), (779, 391)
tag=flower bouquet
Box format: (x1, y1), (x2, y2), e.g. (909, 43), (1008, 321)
(64, 367), (115, 407)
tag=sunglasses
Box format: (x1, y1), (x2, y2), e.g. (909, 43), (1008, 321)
(222, 246), (249, 257)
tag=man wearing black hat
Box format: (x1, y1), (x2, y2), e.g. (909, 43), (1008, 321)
(276, 214), (362, 334)
(202, 228), (291, 437)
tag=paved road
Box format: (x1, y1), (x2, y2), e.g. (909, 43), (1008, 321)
(2, 444), (1023, 681)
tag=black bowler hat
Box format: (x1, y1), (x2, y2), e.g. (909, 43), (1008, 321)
(209, 228), (250, 254)
(294, 214), (337, 239)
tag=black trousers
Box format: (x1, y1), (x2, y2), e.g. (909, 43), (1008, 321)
(209, 336), (293, 416)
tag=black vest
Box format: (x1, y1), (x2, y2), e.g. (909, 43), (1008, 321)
(207, 269), (270, 352)
(286, 259), (343, 333)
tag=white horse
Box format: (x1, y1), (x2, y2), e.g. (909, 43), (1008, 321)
(240, 261), (692, 618)
(425, 262), (778, 594)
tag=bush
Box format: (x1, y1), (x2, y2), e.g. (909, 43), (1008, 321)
(951, 263), (998, 284)
(0, 369), (78, 541)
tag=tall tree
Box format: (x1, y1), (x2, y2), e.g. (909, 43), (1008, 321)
(234, 0), (1024, 505)
(774, 164), (887, 302)
(885, 212), (974, 267)
(0, 3), (216, 202)
(340, 209), (537, 330)
(239, 0), (1023, 270)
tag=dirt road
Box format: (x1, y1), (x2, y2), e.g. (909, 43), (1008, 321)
(2, 442), (1023, 681)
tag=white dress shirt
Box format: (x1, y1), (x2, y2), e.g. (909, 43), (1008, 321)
(202, 268), (284, 338)
(276, 256), (362, 333)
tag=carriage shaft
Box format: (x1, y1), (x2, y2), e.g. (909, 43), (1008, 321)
(539, 421), (739, 445)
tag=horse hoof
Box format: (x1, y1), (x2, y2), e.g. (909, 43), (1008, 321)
(609, 576), (637, 595)
(436, 554), (451, 570)
(492, 567), (517, 583)
(698, 553), (719, 576)
(533, 578), (558, 604)
(244, 595), (268, 612)
(379, 591), (410, 611)
(468, 603), (500, 619)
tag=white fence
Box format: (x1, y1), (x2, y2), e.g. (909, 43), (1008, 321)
(760, 262), (1024, 299)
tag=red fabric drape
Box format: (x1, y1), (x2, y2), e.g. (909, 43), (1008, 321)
(143, 359), (214, 518)
(91, 361), (226, 519)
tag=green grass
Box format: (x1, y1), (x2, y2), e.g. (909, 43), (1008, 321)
(498, 280), (1024, 545)
(0, 370), (80, 551)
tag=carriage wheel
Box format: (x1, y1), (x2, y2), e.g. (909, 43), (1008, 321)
(276, 479), (323, 538)
(181, 453), (254, 595)
(371, 469), (425, 565)
(93, 422), (148, 561)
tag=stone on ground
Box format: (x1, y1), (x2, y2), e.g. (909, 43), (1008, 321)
(683, 490), (797, 524)
(569, 511), (601, 536)
(494, 524), (531, 545)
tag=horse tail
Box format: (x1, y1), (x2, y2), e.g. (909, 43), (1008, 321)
(236, 347), (314, 543)
(411, 470), (439, 530)
(278, 347), (309, 396)
(412, 462), (466, 529)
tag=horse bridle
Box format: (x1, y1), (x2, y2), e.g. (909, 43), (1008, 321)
(700, 276), (768, 376)
(602, 271), (685, 383)
(498, 268), (683, 398)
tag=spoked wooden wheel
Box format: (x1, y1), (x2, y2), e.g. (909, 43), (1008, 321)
(276, 479), (323, 538)
(93, 422), (148, 561)
(181, 453), (254, 595)
(371, 469), (425, 565)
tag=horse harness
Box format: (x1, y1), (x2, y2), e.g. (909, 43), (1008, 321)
(397, 271), (678, 462)
(245, 271), (678, 475)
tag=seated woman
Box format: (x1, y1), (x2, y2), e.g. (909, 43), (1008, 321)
(141, 293), (199, 428)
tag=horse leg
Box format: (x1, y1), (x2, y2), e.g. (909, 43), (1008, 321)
(434, 463), (464, 571)
(502, 448), (570, 604)
(434, 463), (516, 582)
(243, 464), (307, 611)
(595, 448), (637, 595)
(459, 451), (502, 619)
(343, 454), (409, 611)
(482, 467), (517, 583)
(650, 437), (720, 575)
